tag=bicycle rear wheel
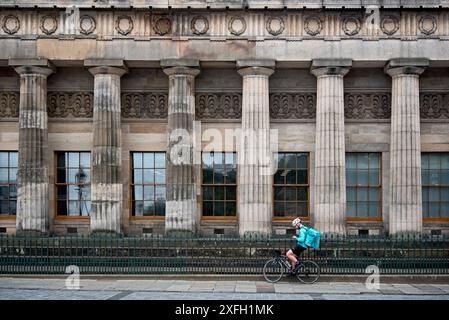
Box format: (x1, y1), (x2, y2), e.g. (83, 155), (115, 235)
(263, 258), (284, 283)
(296, 260), (320, 284)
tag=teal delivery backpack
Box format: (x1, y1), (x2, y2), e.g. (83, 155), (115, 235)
(303, 227), (321, 250)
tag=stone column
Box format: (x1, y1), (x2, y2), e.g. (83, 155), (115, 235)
(9, 58), (55, 235)
(86, 60), (128, 234)
(161, 59), (200, 235)
(310, 59), (352, 235)
(384, 58), (428, 235)
(237, 60), (275, 237)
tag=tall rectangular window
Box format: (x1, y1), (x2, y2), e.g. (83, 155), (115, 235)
(273, 153), (309, 218)
(0, 151), (18, 216)
(55, 152), (91, 216)
(131, 152), (166, 217)
(422, 153), (449, 219)
(202, 152), (237, 218)
(346, 153), (382, 220)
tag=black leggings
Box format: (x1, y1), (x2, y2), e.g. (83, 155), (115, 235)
(291, 246), (306, 257)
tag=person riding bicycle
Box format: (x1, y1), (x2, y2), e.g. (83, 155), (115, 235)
(286, 218), (307, 274)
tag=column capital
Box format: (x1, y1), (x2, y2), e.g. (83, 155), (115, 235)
(161, 59), (200, 77)
(9, 58), (56, 77)
(236, 59), (275, 77)
(85, 59), (128, 76)
(384, 58), (429, 77)
(310, 59), (352, 77)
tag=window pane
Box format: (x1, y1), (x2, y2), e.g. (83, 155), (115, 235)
(358, 153), (369, 169)
(68, 201), (79, 216)
(155, 153), (166, 168)
(155, 169), (165, 184)
(225, 166), (236, 184)
(441, 170), (449, 185)
(297, 202), (308, 216)
(202, 152), (213, 168)
(80, 153), (90, 168)
(155, 186), (166, 201)
(274, 202), (284, 217)
(369, 153), (380, 169)
(422, 169), (430, 185)
(225, 153), (235, 166)
(68, 169), (79, 183)
(133, 153), (143, 169)
(82, 169), (90, 184)
(286, 187), (296, 201)
(214, 202), (224, 216)
(422, 188), (429, 202)
(285, 202), (296, 216)
(0, 186), (8, 200)
(80, 200), (91, 216)
(441, 203), (449, 218)
(429, 187), (440, 202)
(346, 154), (357, 169)
(214, 152), (224, 165)
(133, 201), (143, 216)
(214, 187), (224, 200)
(422, 153), (429, 169)
(297, 170), (308, 184)
(441, 155), (449, 169)
(357, 170), (369, 186)
(276, 153), (285, 169)
(369, 188), (380, 202)
(429, 203), (439, 218)
(285, 169), (296, 184)
(68, 152), (79, 168)
(226, 186), (236, 201)
(79, 185), (90, 201)
(0, 153), (8, 167)
(143, 153), (154, 168)
(0, 169), (8, 183)
(347, 187), (356, 202)
(203, 187), (213, 200)
(274, 187), (284, 201)
(57, 153), (67, 168)
(9, 152), (18, 167)
(68, 185), (79, 201)
(346, 170), (357, 186)
(285, 154), (296, 169)
(369, 202), (380, 218)
(143, 169), (155, 184)
(430, 155), (440, 169)
(297, 153), (308, 168)
(203, 201), (213, 216)
(225, 201), (236, 216)
(57, 185), (68, 201)
(274, 169), (284, 184)
(155, 200), (166, 216)
(144, 201), (155, 216)
(57, 201), (67, 216)
(441, 187), (449, 200)
(422, 202), (429, 218)
(0, 200), (9, 214)
(429, 170), (439, 185)
(297, 187), (308, 201)
(214, 165), (224, 184)
(133, 185), (143, 200)
(9, 201), (16, 215)
(9, 186), (16, 200)
(357, 202), (369, 217)
(357, 187), (368, 201)
(369, 169), (380, 185)
(144, 186), (154, 201)
(203, 168), (213, 184)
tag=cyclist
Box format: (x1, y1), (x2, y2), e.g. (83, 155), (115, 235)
(286, 218), (308, 274)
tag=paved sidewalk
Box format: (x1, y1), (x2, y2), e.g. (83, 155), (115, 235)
(0, 277), (448, 300)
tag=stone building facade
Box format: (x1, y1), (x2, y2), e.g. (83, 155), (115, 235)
(0, 1), (449, 237)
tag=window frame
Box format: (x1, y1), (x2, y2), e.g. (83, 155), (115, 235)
(54, 151), (91, 220)
(200, 151), (238, 221)
(345, 152), (383, 222)
(129, 151), (167, 220)
(0, 151), (18, 218)
(422, 152), (449, 222)
(272, 152), (310, 222)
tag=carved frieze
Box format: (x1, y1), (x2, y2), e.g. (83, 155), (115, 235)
(191, 16), (209, 35)
(304, 16), (322, 36)
(47, 92), (93, 118)
(266, 16), (285, 36)
(115, 15), (133, 36)
(228, 16), (246, 36)
(344, 93), (391, 119)
(0, 92), (19, 118)
(40, 15), (58, 35)
(121, 93), (168, 118)
(153, 16), (172, 36)
(196, 93), (242, 119)
(80, 15), (96, 35)
(2, 15), (20, 35)
(381, 15), (400, 36)
(342, 16), (362, 36)
(419, 15), (437, 35)
(420, 93), (449, 119)
(269, 93), (316, 119)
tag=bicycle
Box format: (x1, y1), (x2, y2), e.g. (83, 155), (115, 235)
(263, 252), (320, 284)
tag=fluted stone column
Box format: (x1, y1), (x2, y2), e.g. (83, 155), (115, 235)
(384, 58), (429, 235)
(162, 59), (200, 235)
(311, 59), (352, 235)
(10, 58), (55, 235)
(86, 60), (128, 234)
(237, 60), (275, 237)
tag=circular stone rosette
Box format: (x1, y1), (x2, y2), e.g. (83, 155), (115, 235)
(342, 16), (361, 36)
(2, 15), (20, 35)
(266, 16), (285, 36)
(228, 16), (246, 36)
(115, 15), (133, 36)
(191, 16), (209, 35)
(380, 15), (399, 36)
(304, 16), (322, 36)
(40, 15), (58, 35)
(154, 17), (172, 36)
(79, 15), (96, 35)
(419, 15), (437, 35)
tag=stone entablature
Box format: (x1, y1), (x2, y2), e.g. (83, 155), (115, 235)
(1, 9), (449, 40)
(1, 1), (448, 9)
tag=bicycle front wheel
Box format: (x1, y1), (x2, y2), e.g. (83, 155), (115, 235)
(263, 258), (284, 283)
(296, 260), (320, 284)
